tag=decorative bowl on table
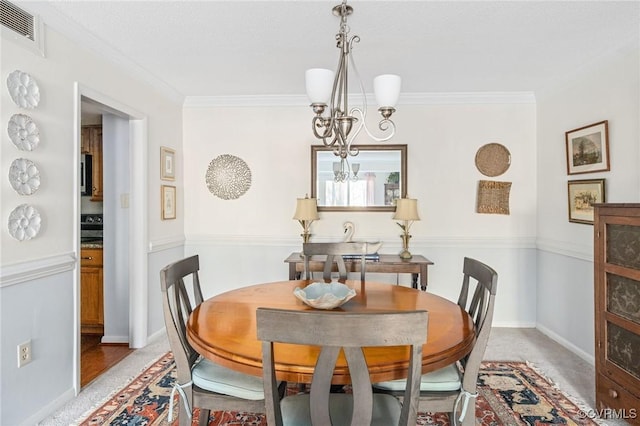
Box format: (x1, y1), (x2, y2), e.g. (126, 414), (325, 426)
(294, 281), (356, 310)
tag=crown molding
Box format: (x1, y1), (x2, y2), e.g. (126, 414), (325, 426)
(19, 2), (184, 104)
(18, 3), (536, 110)
(183, 91), (536, 108)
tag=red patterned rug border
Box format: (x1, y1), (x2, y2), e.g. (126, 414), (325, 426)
(78, 353), (601, 426)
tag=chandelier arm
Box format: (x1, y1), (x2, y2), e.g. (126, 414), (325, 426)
(344, 43), (367, 144)
(350, 107), (396, 142)
(311, 116), (334, 140)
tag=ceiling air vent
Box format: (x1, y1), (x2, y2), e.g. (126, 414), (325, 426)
(1, 0), (45, 56)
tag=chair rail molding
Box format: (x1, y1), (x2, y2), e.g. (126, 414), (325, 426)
(148, 235), (186, 253)
(535, 238), (592, 262)
(0, 252), (76, 288)
(184, 234), (536, 249)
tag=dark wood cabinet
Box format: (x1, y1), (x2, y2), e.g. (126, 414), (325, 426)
(80, 247), (104, 335)
(81, 125), (103, 201)
(594, 204), (640, 424)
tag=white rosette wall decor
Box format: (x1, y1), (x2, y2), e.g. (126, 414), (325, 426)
(205, 154), (252, 200)
(6, 70), (40, 109)
(8, 113), (40, 151)
(8, 204), (42, 241)
(9, 158), (41, 195)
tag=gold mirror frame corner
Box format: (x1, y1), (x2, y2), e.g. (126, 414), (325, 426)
(310, 144), (407, 212)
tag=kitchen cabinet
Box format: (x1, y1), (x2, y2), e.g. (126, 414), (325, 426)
(80, 247), (104, 335)
(81, 125), (103, 201)
(594, 204), (640, 424)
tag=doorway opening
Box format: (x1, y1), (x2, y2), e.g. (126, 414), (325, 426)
(75, 84), (148, 391)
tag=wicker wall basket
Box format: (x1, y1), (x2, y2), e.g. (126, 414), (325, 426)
(477, 180), (512, 215)
(475, 143), (511, 177)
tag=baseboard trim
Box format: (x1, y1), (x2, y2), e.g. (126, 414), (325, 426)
(32, 387), (76, 425)
(146, 327), (167, 345)
(536, 323), (595, 365)
(101, 335), (129, 344)
(493, 321), (537, 328)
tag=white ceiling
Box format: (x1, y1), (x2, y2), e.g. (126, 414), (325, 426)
(15, 1), (640, 101)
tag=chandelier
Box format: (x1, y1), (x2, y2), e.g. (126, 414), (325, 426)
(305, 0), (401, 172)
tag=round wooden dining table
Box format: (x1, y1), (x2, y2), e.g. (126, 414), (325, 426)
(187, 280), (475, 385)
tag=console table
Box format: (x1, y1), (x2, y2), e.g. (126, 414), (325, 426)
(284, 253), (434, 291)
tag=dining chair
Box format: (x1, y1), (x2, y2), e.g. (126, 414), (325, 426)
(160, 255), (274, 426)
(257, 308), (428, 426)
(302, 241), (378, 282)
(373, 257), (498, 426)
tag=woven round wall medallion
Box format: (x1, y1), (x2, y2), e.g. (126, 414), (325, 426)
(205, 154), (252, 200)
(475, 143), (511, 177)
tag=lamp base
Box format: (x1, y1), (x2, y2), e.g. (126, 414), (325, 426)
(399, 249), (412, 260)
(299, 232), (311, 257)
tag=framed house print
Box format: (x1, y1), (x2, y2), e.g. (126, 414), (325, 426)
(161, 147), (176, 180)
(161, 185), (176, 220)
(565, 120), (609, 175)
(567, 179), (605, 224)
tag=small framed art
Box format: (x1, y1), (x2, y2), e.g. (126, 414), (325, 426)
(160, 147), (176, 180)
(565, 120), (609, 175)
(567, 179), (605, 224)
(161, 185), (176, 220)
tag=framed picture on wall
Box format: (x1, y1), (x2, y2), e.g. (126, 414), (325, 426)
(161, 185), (176, 220)
(567, 179), (605, 224)
(160, 146), (176, 180)
(565, 120), (609, 175)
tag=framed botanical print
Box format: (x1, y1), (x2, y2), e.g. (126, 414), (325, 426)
(567, 179), (605, 224)
(160, 146), (176, 180)
(565, 121), (609, 175)
(161, 185), (176, 220)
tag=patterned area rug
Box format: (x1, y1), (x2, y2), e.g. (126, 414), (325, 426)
(78, 352), (598, 425)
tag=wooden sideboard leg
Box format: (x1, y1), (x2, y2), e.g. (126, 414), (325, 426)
(411, 273), (418, 290)
(420, 265), (427, 291)
(289, 263), (297, 280)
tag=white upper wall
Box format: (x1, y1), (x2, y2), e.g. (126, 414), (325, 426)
(183, 101), (537, 243)
(535, 41), (640, 359)
(1, 28), (184, 266)
(537, 42), (640, 254)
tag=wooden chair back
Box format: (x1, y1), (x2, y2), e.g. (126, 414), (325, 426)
(257, 308), (428, 426)
(457, 257), (498, 391)
(159, 255), (204, 386)
(302, 242), (377, 282)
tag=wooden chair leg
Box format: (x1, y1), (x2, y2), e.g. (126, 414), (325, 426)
(199, 408), (211, 425)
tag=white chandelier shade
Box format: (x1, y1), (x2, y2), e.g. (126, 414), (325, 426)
(305, 68), (335, 104)
(305, 70), (401, 110)
(373, 74), (402, 109)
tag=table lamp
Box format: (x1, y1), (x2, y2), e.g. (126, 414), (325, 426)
(393, 198), (420, 259)
(293, 195), (319, 246)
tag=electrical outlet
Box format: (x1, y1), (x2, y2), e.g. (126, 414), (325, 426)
(17, 340), (32, 368)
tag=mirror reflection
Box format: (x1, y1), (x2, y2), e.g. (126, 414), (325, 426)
(311, 144), (407, 212)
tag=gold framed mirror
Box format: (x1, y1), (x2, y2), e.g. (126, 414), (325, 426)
(311, 144), (407, 212)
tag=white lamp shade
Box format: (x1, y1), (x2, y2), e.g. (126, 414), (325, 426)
(393, 198), (420, 221)
(293, 197), (320, 221)
(374, 74), (401, 108)
(305, 68), (335, 104)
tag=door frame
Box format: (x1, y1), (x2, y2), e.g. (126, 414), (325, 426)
(74, 83), (149, 392)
